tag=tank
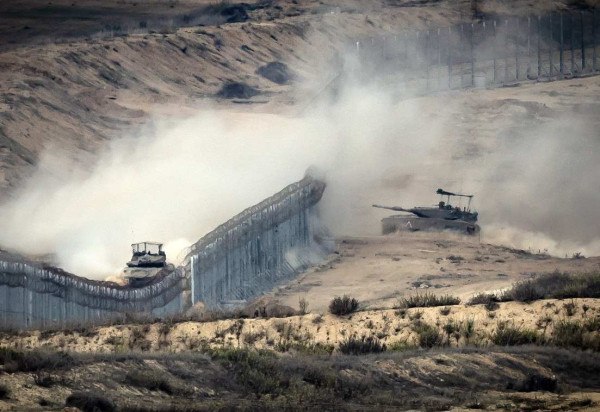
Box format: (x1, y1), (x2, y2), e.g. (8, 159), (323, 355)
(373, 188), (480, 235)
(123, 242), (170, 287)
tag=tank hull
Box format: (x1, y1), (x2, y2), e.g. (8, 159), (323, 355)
(381, 215), (480, 236)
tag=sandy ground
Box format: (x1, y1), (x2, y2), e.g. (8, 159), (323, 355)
(1, 297), (598, 354)
(273, 232), (600, 311)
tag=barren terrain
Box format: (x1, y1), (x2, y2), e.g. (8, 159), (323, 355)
(275, 232), (600, 311)
(1, 0), (600, 411)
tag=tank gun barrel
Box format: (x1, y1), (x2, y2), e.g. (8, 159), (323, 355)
(373, 205), (417, 214)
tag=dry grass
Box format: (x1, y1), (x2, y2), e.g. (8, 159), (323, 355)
(397, 292), (461, 308)
(329, 295), (359, 316)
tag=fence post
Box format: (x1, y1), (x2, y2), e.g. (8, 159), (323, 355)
(515, 17), (520, 81)
(527, 16), (532, 78)
(461, 23), (465, 87)
(448, 27), (452, 89)
(404, 31), (409, 62)
(426, 30), (430, 92)
(549, 14), (554, 77)
(437, 27), (442, 91)
(594, 8), (597, 72)
(493, 20), (498, 83)
(537, 15), (542, 78)
(581, 11), (586, 72)
(505, 19), (509, 83)
(416, 30), (420, 72)
(571, 12), (575, 75)
(560, 12), (564, 78)
(470, 23), (475, 87)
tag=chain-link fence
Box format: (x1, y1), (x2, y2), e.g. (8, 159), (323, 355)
(355, 10), (600, 92)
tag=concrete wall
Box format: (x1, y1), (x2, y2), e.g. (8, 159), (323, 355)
(0, 262), (187, 330)
(186, 175), (327, 308)
(0, 174), (327, 329)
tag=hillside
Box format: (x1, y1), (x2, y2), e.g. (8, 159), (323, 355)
(275, 232), (600, 311)
(0, 0), (590, 196)
(1, 1), (600, 410)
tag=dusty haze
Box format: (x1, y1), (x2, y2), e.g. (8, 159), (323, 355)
(0, 25), (599, 278)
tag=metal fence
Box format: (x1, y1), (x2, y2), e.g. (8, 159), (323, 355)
(0, 174), (327, 329)
(355, 9), (600, 92)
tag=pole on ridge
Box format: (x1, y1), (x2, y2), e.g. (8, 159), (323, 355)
(560, 12), (564, 78)
(448, 26), (452, 89)
(470, 23), (475, 87)
(581, 11), (586, 72)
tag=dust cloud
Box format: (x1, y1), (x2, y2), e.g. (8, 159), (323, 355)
(0, 42), (599, 278)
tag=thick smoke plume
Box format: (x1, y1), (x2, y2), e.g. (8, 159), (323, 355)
(0, 21), (598, 278)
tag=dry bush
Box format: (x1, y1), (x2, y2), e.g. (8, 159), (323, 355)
(65, 391), (115, 412)
(563, 301), (577, 316)
(412, 322), (443, 348)
(312, 314), (324, 324)
(511, 272), (600, 302)
(338, 336), (386, 355)
(299, 297), (309, 315)
(0, 384), (9, 399)
(468, 292), (501, 306)
(492, 323), (543, 346)
(242, 330), (266, 345)
(0, 348), (76, 373)
(551, 319), (600, 351)
(485, 300), (500, 311)
(329, 295), (359, 316)
(397, 292), (460, 308)
(125, 370), (192, 396)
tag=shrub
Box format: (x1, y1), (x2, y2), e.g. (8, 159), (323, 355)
(504, 272), (600, 302)
(563, 302), (577, 316)
(34, 372), (56, 388)
(468, 293), (500, 306)
(0, 383), (9, 399)
(125, 370), (192, 396)
(439, 306), (451, 316)
(329, 295), (359, 316)
(519, 373), (558, 392)
(387, 340), (416, 352)
(584, 316), (600, 332)
(242, 330), (266, 345)
(65, 392), (115, 412)
(510, 280), (543, 302)
(492, 323), (542, 346)
(412, 322), (443, 348)
(276, 341), (334, 355)
(552, 320), (584, 348)
(299, 297), (309, 315)
(443, 320), (458, 335)
(312, 314), (324, 324)
(485, 300), (500, 311)
(338, 336), (385, 355)
(550, 319), (600, 351)
(210, 348), (285, 396)
(0, 348), (76, 373)
(397, 293), (460, 308)
(460, 319), (475, 340)
(395, 308), (407, 318)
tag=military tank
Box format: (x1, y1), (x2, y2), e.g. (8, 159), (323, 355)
(122, 242), (174, 286)
(373, 189), (480, 235)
